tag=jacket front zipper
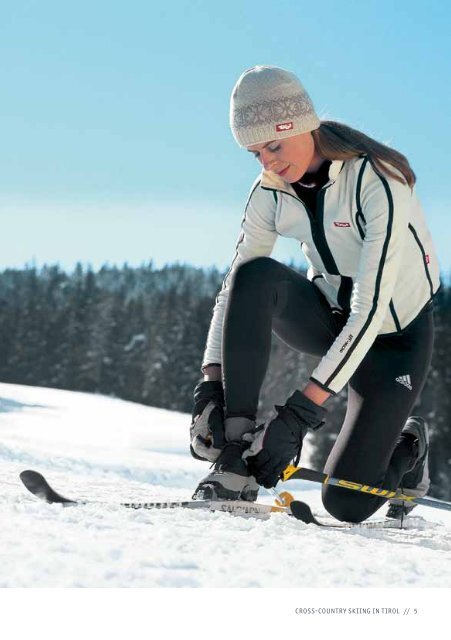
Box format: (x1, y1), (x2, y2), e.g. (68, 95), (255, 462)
(262, 181), (340, 276)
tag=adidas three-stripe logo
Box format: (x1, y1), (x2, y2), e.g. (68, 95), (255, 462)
(396, 374), (412, 390)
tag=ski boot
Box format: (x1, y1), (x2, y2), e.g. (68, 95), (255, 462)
(387, 416), (430, 519)
(192, 417), (259, 502)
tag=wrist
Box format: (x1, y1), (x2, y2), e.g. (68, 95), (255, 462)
(202, 364), (222, 381)
(301, 381), (331, 406)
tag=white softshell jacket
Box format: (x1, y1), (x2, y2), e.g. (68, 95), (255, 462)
(202, 156), (440, 394)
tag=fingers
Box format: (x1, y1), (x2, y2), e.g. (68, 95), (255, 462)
(191, 436), (222, 462)
(190, 401), (225, 462)
(244, 449), (286, 488)
(208, 406), (227, 449)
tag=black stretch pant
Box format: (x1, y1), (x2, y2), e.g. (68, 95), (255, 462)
(222, 257), (434, 522)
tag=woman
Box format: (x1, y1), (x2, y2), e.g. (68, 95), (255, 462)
(190, 65), (440, 523)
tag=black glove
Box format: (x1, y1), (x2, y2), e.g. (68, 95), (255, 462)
(190, 381), (226, 462)
(242, 390), (326, 488)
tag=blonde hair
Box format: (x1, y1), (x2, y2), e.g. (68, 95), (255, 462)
(312, 121), (416, 188)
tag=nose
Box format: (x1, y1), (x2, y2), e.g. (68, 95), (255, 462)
(259, 149), (276, 172)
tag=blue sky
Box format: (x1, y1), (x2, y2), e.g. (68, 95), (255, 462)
(1, 0), (450, 274)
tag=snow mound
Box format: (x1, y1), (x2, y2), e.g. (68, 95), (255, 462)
(1, 382), (450, 588)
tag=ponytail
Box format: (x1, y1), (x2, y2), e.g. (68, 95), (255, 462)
(312, 121), (416, 188)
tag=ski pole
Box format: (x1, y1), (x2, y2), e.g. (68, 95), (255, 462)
(281, 465), (451, 512)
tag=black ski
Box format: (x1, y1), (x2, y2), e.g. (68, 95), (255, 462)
(19, 469), (410, 529)
(289, 500), (408, 529)
(290, 500), (351, 528)
(19, 470), (286, 518)
(20, 469), (77, 504)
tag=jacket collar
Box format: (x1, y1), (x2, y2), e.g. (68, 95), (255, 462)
(260, 159), (345, 192)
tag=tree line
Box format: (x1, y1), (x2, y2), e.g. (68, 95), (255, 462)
(0, 263), (449, 498)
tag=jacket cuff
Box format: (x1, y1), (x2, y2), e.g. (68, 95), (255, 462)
(201, 362), (222, 374)
(309, 376), (337, 396)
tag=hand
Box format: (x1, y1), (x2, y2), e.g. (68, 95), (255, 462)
(190, 381), (226, 462)
(242, 390), (326, 488)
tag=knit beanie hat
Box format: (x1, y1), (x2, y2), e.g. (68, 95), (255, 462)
(230, 65), (320, 147)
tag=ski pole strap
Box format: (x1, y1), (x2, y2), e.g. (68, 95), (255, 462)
(281, 465), (451, 512)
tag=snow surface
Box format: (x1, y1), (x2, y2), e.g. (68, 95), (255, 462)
(1, 382), (450, 588)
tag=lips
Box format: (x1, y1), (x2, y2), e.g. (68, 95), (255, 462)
(277, 166), (290, 177)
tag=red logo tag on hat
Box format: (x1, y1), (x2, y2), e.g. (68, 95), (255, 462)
(426, 254), (430, 264)
(275, 122), (293, 132)
(334, 222), (351, 228)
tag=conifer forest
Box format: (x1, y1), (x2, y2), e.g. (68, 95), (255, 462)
(0, 262), (450, 499)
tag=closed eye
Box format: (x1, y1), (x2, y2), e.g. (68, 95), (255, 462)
(249, 144), (281, 159)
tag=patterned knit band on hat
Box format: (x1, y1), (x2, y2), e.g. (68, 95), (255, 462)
(230, 65), (320, 147)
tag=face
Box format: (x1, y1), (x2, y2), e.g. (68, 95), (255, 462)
(246, 132), (320, 183)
